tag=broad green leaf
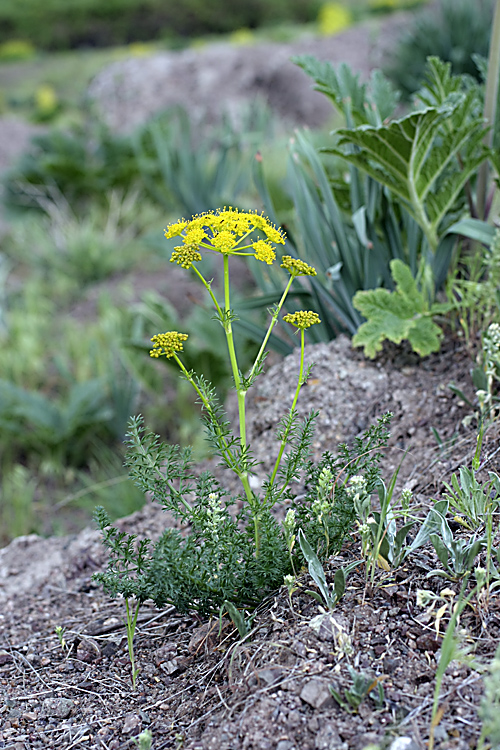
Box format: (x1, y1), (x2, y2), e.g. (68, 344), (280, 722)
(292, 56), (368, 126)
(407, 315), (444, 356)
(352, 259), (444, 358)
(328, 96), (487, 252)
(298, 528), (332, 608)
(369, 69), (400, 124)
(417, 57), (465, 109)
(292, 55), (398, 127)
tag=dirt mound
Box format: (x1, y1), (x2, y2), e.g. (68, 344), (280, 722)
(87, 14), (410, 134)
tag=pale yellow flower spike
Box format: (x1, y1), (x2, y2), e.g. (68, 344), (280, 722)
(283, 311), (321, 330)
(150, 331), (188, 358)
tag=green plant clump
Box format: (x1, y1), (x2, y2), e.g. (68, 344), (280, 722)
(0, 0), (320, 50)
(384, 0), (494, 98)
(93, 208), (391, 619)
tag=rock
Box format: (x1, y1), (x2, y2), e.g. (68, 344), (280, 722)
(388, 738), (420, 750)
(0, 649), (13, 665)
(276, 742), (294, 750)
(122, 713), (142, 736)
(315, 723), (343, 749)
(309, 613), (350, 643)
(248, 666), (284, 687)
(40, 697), (74, 719)
(300, 679), (335, 710)
(0, 528), (102, 604)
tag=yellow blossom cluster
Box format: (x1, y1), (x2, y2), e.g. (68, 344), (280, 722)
(150, 331), (188, 359)
(253, 240), (276, 265)
(170, 246), (202, 268)
(164, 208), (285, 267)
(281, 256), (317, 277)
(283, 311), (321, 330)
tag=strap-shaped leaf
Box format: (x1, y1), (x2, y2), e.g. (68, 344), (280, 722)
(446, 217), (497, 245)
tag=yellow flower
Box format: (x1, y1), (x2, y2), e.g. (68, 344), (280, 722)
(253, 240), (276, 265)
(164, 208), (286, 264)
(281, 256), (317, 277)
(164, 220), (187, 238)
(150, 331), (188, 358)
(184, 225), (207, 246)
(170, 246), (202, 268)
(317, 2), (352, 36)
(283, 311), (321, 329)
(211, 230), (237, 252)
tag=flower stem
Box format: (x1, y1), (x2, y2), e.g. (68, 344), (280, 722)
(247, 274), (295, 384)
(267, 328), (306, 493)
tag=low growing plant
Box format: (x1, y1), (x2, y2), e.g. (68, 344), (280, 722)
(330, 666), (385, 713)
(93, 208), (391, 648)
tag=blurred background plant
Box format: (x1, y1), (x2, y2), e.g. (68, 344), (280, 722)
(384, 0), (494, 99)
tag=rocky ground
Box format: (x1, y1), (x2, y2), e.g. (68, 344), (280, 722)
(1, 333), (499, 750)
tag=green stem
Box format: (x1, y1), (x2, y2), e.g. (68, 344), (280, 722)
(267, 328), (306, 492)
(125, 598), (141, 690)
(179, 263), (253, 500)
(247, 273), (295, 384)
(172, 352), (242, 480)
(477, 0), (500, 220)
(191, 265), (224, 321)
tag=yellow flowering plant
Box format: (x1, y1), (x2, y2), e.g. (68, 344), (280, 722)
(94, 207), (391, 644)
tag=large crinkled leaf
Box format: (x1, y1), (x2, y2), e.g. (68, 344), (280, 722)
(327, 96), (487, 252)
(352, 259), (446, 358)
(417, 57), (467, 108)
(292, 55), (368, 125)
(328, 107), (448, 214)
(292, 55), (398, 127)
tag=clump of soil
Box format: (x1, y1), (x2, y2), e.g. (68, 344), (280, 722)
(1, 332), (498, 750)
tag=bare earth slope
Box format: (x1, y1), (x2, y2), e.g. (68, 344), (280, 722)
(1, 334), (499, 750)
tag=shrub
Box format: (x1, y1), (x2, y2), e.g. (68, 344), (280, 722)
(384, 0), (494, 98)
(3, 122), (139, 214)
(0, 0), (321, 51)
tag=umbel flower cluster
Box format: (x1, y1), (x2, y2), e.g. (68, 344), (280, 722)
(94, 208), (391, 624)
(166, 207), (286, 267)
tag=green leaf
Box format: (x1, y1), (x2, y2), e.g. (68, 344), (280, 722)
(417, 57), (465, 109)
(333, 568), (346, 601)
(446, 218), (497, 246)
(292, 55), (398, 127)
(430, 533), (451, 570)
(327, 96), (487, 252)
(298, 528), (332, 608)
(352, 259), (444, 358)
